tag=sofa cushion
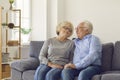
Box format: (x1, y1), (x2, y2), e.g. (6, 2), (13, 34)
(92, 75), (101, 80)
(101, 43), (114, 72)
(11, 69), (23, 80)
(112, 41), (120, 70)
(29, 41), (44, 58)
(23, 70), (35, 80)
(101, 73), (120, 80)
(11, 58), (39, 71)
(102, 71), (120, 74)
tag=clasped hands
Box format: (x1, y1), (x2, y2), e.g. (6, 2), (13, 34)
(64, 63), (76, 69)
(48, 62), (75, 69)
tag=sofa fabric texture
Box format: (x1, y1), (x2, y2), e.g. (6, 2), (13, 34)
(112, 41), (120, 70)
(101, 43), (113, 72)
(29, 41), (44, 58)
(11, 41), (120, 80)
(11, 58), (39, 71)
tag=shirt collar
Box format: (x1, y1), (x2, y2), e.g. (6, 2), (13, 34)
(76, 34), (92, 41)
(83, 34), (92, 39)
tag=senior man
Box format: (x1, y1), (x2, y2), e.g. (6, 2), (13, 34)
(62, 20), (102, 80)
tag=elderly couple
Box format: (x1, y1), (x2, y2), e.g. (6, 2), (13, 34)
(34, 20), (102, 80)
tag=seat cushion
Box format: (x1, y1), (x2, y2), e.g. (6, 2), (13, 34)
(101, 73), (120, 80)
(23, 70), (36, 80)
(92, 75), (101, 80)
(92, 71), (120, 80)
(11, 69), (23, 80)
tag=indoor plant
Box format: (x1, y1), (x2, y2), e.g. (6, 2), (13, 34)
(21, 28), (32, 43)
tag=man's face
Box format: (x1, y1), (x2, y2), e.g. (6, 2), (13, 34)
(75, 22), (89, 39)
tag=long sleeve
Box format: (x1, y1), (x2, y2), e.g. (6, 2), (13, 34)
(39, 39), (50, 65)
(74, 35), (102, 69)
(39, 38), (76, 66)
(69, 42), (75, 63)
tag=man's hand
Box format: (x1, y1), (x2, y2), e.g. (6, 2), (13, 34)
(48, 62), (63, 69)
(64, 63), (76, 69)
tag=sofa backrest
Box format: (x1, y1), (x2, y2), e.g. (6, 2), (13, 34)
(29, 41), (115, 72)
(29, 41), (44, 58)
(101, 43), (114, 72)
(112, 41), (120, 70)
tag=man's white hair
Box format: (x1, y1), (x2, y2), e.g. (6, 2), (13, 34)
(83, 20), (93, 34)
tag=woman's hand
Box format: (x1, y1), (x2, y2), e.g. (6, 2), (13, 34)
(48, 62), (63, 69)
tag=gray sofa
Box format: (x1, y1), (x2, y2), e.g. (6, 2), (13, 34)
(11, 41), (120, 80)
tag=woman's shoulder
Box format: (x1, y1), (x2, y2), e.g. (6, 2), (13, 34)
(45, 37), (58, 43)
(66, 39), (75, 48)
(44, 38), (53, 43)
(66, 39), (74, 44)
(46, 37), (55, 41)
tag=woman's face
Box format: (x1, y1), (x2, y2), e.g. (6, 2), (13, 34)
(59, 25), (72, 38)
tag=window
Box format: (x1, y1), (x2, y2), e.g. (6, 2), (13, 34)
(12, 0), (31, 44)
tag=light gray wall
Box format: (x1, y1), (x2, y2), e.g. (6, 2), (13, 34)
(64, 0), (120, 43)
(47, 0), (120, 43)
(31, 0), (47, 41)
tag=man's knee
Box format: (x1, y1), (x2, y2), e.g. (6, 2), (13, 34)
(78, 66), (100, 80)
(78, 68), (94, 80)
(78, 69), (88, 79)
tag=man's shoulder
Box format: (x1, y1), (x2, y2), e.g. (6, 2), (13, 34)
(91, 35), (100, 40)
(90, 35), (101, 45)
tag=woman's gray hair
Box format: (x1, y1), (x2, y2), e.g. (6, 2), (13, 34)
(83, 20), (93, 34)
(56, 21), (74, 36)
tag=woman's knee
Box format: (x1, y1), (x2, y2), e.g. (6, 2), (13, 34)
(34, 64), (51, 80)
(46, 68), (61, 80)
(46, 72), (53, 80)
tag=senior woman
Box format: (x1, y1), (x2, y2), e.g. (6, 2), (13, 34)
(34, 21), (74, 80)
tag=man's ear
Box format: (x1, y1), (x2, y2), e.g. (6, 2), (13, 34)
(85, 28), (89, 34)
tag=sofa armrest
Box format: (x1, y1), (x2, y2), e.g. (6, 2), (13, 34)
(10, 58), (39, 72)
